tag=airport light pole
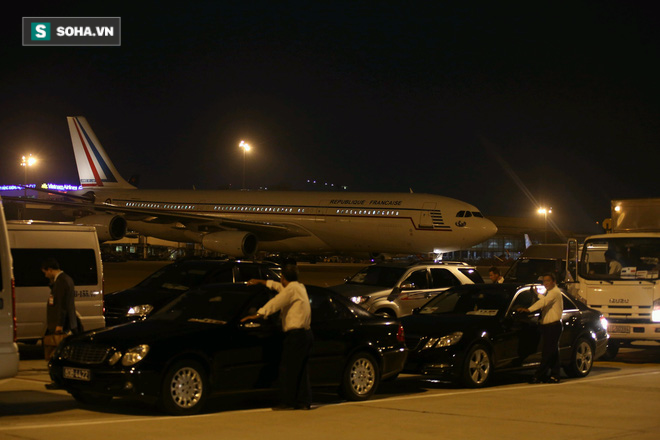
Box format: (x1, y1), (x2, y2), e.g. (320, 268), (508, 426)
(537, 207), (552, 243)
(239, 140), (251, 190)
(20, 154), (37, 198)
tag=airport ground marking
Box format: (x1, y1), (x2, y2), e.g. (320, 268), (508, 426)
(1, 369), (658, 432)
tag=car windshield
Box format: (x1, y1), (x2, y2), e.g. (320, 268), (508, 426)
(419, 288), (511, 316)
(150, 288), (251, 323)
(579, 237), (660, 281)
(346, 266), (406, 287)
(136, 263), (232, 291)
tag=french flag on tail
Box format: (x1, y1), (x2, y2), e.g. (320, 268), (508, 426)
(67, 117), (136, 189)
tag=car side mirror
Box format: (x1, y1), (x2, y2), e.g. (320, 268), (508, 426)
(400, 283), (415, 291)
(387, 287), (401, 302)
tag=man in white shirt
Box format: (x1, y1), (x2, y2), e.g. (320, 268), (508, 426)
(241, 263), (313, 410)
(605, 250), (622, 277)
(517, 272), (563, 383)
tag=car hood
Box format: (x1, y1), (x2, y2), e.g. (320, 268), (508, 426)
(70, 317), (227, 348)
(104, 287), (183, 308)
(401, 313), (497, 337)
(329, 283), (391, 297)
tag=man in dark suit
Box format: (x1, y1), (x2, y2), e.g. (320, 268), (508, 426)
(41, 257), (78, 335)
(42, 257), (79, 389)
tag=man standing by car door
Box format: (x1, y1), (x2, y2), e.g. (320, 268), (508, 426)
(517, 272), (563, 383)
(242, 263), (313, 410)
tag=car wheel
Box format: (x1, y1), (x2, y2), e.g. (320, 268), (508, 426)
(340, 352), (380, 401)
(159, 360), (208, 415)
(461, 344), (492, 388)
(565, 337), (594, 378)
(71, 391), (113, 406)
(600, 340), (619, 361)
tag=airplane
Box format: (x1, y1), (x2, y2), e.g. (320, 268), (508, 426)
(17, 116), (499, 257)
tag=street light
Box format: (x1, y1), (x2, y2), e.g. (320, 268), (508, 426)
(537, 207), (552, 243)
(238, 140), (251, 190)
(20, 154), (37, 197)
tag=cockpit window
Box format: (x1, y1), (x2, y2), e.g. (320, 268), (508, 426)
(456, 211), (465, 217)
(464, 211), (472, 218)
(472, 211), (484, 218)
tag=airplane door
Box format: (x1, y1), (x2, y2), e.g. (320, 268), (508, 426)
(419, 203), (436, 228)
(316, 200), (330, 223)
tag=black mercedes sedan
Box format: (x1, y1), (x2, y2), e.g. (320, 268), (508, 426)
(49, 284), (407, 415)
(402, 284), (608, 387)
(103, 259), (281, 326)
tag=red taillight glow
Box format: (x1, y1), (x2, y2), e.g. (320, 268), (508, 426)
(396, 324), (405, 343)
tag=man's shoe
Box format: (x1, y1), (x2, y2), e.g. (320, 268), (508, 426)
(547, 376), (561, 384)
(44, 382), (61, 390)
(528, 377), (542, 384)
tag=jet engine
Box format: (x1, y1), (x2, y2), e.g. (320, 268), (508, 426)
(202, 231), (258, 257)
(75, 215), (127, 242)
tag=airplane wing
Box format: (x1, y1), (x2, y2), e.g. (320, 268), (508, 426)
(2, 195), (310, 240)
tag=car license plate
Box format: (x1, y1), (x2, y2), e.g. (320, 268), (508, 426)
(63, 367), (91, 381)
(608, 325), (631, 334)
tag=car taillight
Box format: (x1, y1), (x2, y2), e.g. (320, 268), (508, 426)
(396, 324), (405, 342)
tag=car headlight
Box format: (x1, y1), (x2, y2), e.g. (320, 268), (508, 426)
(599, 316), (609, 331)
(350, 295), (370, 305)
(126, 304), (154, 317)
(652, 299), (660, 323)
(121, 344), (150, 366)
(423, 331), (463, 350)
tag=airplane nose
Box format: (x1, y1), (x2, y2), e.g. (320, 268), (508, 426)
(481, 218), (498, 241)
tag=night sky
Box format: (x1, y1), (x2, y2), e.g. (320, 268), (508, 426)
(2, 1), (659, 235)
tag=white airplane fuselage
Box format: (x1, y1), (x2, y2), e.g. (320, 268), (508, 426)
(75, 188), (497, 254)
(65, 116), (497, 256)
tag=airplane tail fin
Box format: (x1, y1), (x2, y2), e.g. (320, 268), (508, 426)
(67, 116), (136, 189)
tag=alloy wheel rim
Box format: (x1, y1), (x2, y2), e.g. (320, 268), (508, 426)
(576, 342), (593, 373)
(350, 358), (375, 395)
(170, 367), (203, 408)
(469, 349), (490, 384)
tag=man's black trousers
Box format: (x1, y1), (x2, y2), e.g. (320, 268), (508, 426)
(280, 328), (314, 407)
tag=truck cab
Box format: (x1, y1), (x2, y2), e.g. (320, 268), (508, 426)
(567, 198), (660, 359)
(573, 233), (660, 355)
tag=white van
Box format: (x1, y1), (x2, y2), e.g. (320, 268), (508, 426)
(8, 222), (105, 342)
(0, 197), (19, 379)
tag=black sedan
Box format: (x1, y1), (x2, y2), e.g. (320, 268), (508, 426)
(49, 284), (407, 415)
(402, 284), (608, 387)
(103, 259), (281, 326)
